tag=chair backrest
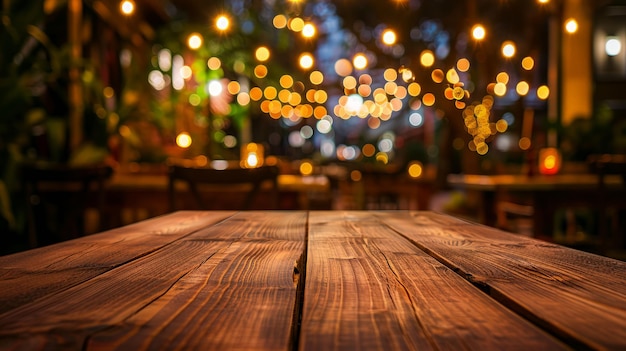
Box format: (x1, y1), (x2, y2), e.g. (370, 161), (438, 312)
(21, 162), (113, 247)
(587, 154), (626, 186)
(168, 164), (279, 211)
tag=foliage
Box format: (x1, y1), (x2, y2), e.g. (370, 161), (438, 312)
(559, 105), (626, 161)
(145, 2), (313, 160)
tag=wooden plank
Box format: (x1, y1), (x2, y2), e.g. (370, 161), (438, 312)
(0, 211), (235, 314)
(0, 211), (307, 351)
(300, 211), (566, 350)
(380, 211), (626, 350)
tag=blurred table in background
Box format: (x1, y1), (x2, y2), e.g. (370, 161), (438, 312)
(447, 173), (626, 251)
(343, 164), (437, 210)
(104, 170), (331, 227)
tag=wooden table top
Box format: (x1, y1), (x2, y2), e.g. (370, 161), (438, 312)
(1, 211), (625, 350)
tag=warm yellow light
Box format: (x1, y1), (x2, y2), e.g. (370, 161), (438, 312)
(176, 132), (192, 148)
(420, 50), (435, 67)
(501, 41), (516, 58)
(353, 53), (368, 70)
(299, 161), (313, 176)
(431, 69), (444, 83)
(273, 15), (288, 29)
(408, 82), (421, 97)
(446, 68), (460, 84)
(227, 81), (240, 95)
(537, 85), (550, 100)
(472, 24), (486, 40)
(254, 65), (268, 78)
(496, 72), (509, 84)
(521, 56), (535, 70)
(299, 53), (314, 69)
(457, 58), (470, 72)
(516, 81), (530, 96)
(187, 33), (203, 50)
(264, 86), (278, 100)
(280, 75), (294, 88)
(255, 46), (270, 62)
(494, 82), (507, 96)
(407, 162), (423, 178)
(565, 18), (578, 34)
(250, 87), (263, 101)
(382, 29), (397, 45)
(289, 17), (305, 32)
(310, 71), (324, 85)
(207, 57), (221, 70)
(375, 152), (389, 164)
(241, 143), (264, 168)
(539, 148), (561, 175)
(537, 0), (550, 4)
(216, 15), (230, 31)
(302, 23), (316, 38)
(422, 93), (435, 106)
(384, 68), (398, 82)
(120, 0), (134, 15)
(343, 76), (357, 90)
(400, 67), (414, 82)
(496, 119), (508, 133)
(208, 80), (223, 97)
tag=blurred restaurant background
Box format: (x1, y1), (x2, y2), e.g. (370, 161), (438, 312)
(1, 0), (626, 258)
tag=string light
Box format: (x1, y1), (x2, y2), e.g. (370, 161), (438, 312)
(216, 15), (230, 31)
(471, 24), (486, 40)
(565, 18), (578, 34)
(120, 0), (135, 15)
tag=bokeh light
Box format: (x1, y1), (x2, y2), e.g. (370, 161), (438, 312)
(255, 46), (270, 61)
(302, 23), (316, 38)
(382, 29), (397, 45)
(216, 15), (230, 31)
(565, 18), (578, 34)
(187, 33), (203, 50)
(120, 0), (135, 15)
(299, 53), (314, 69)
(353, 53), (368, 70)
(420, 50), (435, 67)
(176, 132), (192, 148)
(472, 24), (486, 40)
(501, 41), (516, 58)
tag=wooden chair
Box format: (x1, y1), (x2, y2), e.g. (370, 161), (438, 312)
(587, 154), (626, 254)
(168, 164), (280, 211)
(21, 162), (113, 248)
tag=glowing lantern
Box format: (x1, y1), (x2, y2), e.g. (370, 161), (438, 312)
(538, 148), (562, 175)
(241, 143), (264, 168)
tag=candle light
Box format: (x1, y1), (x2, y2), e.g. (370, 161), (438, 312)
(241, 143), (264, 168)
(538, 147), (562, 175)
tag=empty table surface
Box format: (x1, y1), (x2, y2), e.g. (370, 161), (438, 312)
(1, 211), (625, 350)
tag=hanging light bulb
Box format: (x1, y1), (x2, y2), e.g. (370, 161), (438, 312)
(120, 0), (135, 15)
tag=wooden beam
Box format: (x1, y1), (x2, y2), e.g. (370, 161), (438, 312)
(68, 0), (83, 154)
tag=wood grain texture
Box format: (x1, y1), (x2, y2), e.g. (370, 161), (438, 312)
(0, 211), (235, 314)
(379, 210), (626, 350)
(300, 211), (566, 351)
(0, 211), (307, 351)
